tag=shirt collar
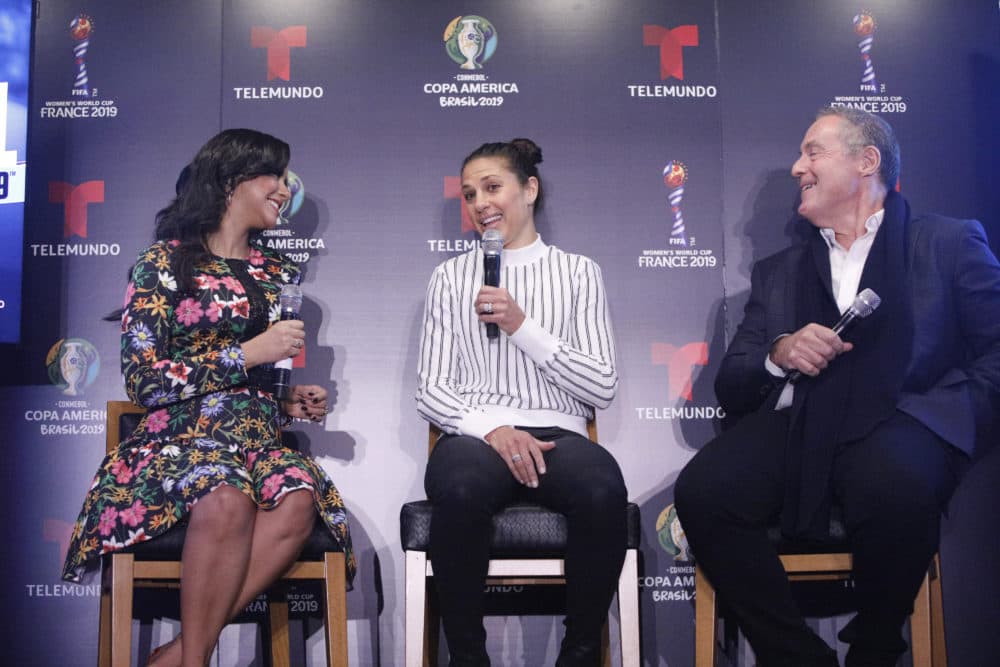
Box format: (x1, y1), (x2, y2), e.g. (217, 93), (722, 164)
(819, 209), (885, 249)
(500, 233), (547, 267)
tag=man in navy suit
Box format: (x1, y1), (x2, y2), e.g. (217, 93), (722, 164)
(676, 107), (1000, 667)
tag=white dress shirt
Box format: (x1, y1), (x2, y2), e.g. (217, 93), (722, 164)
(767, 210), (885, 409)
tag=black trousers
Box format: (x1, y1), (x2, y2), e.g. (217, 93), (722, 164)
(675, 409), (965, 667)
(424, 427), (628, 666)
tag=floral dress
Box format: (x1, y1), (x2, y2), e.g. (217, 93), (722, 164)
(62, 240), (355, 586)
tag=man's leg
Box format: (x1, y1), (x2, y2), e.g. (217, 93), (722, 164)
(834, 411), (965, 667)
(675, 408), (838, 667)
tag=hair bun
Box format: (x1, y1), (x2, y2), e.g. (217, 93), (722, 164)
(509, 138), (542, 167)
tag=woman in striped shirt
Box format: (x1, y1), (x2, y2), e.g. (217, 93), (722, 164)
(416, 138), (627, 667)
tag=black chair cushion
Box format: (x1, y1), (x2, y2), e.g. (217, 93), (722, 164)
(120, 410), (143, 435)
(767, 514), (849, 555)
(400, 500), (641, 557)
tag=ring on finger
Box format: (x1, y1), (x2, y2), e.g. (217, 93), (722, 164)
(483, 302), (493, 314)
(511, 453), (522, 463)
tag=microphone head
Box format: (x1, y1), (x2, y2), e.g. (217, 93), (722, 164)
(279, 283), (303, 313)
(481, 229), (503, 256)
(852, 288), (881, 318)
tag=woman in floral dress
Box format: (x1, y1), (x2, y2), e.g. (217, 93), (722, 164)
(62, 129), (354, 667)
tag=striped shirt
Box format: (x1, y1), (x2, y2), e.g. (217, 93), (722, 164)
(416, 235), (618, 441)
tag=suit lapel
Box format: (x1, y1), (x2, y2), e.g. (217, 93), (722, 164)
(807, 230), (835, 304)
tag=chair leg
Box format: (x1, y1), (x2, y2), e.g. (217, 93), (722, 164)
(425, 601), (440, 667)
(617, 549), (641, 667)
(324, 552), (349, 667)
(928, 553), (947, 667)
(910, 567), (933, 667)
(110, 553), (135, 667)
(269, 588), (292, 667)
(694, 564), (717, 667)
(98, 564), (111, 667)
(404, 551), (428, 667)
(600, 621), (611, 667)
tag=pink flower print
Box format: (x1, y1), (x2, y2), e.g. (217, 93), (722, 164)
(176, 298), (205, 326)
(111, 459), (133, 484)
(247, 266), (267, 281)
(230, 297), (250, 318)
(269, 450), (284, 459)
(146, 409), (168, 433)
(262, 473), (287, 500)
(248, 248), (265, 266)
(134, 452), (154, 475)
(206, 298), (225, 323)
(286, 466), (315, 486)
(165, 361), (192, 386)
(221, 276), (245, 294)
(123, 282), (136, 308)
(246, 452), (258, 468)
(194, 274), (221, 291)
(119, 500), (148, 528)
(98, 506), (119, 536)
(152, 359), (171, 370)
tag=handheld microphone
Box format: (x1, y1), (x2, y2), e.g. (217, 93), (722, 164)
(787, 288), (881, 384)
(482, 229), (503, 340)
(274, 282), (303, 399)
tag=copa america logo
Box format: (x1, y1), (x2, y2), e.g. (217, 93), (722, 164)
(444, 15), (498, 69)
(663, 160), (689, 245)
(69, 14), (94, 97)
(278, 170), (304, 225)
(853, 11), (878, 93)
(46, 338), (100, 395)
(655, 504), (691, 560)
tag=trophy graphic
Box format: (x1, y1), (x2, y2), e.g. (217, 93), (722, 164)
(70, 14), (93, 96)
(656, 504), (691, 561)
(663, 161), (689, 246)
(853, 11), (878, 93)
(47, 338), (100, 395)
(457, 18), (484, 70)
(444, 15), (497, 70)
(59, 340), (88, 395)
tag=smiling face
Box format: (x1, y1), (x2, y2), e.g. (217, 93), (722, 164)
(790, 115), (867, 228)
(461, 156), (538, 249)
(228, 171), (290, 231)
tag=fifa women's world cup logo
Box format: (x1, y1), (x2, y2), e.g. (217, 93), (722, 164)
(444, 15), (498, 70)
(69, 14), (94, 96)
(853, 11), (878, 93)
(663, 160), (690, 246)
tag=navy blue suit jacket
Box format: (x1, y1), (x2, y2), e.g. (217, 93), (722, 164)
(716, 192), (1000, 460)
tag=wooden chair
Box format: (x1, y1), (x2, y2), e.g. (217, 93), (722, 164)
(96, 400), (348, 667)
(400, 421), (641, 667)
(694, 526), (947, 667)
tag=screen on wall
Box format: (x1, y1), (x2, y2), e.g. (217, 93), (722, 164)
(0, 0), (31, 343)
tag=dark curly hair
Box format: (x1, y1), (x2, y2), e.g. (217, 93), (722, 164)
(461, 137), (545, 212)
(155, 128), (290, 292)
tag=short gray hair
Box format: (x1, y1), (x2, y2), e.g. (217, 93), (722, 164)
(817, 106), (900, 188)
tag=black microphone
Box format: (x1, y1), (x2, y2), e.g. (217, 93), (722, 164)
(273, 282), (303, 399)
(482, 229), (503, 340)
(787, 288), (881, 384)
